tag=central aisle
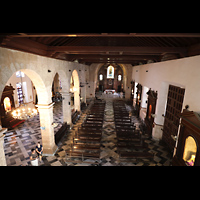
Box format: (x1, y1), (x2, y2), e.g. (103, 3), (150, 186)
(100, 99), (119, 166)
(41, 98), (172, 166)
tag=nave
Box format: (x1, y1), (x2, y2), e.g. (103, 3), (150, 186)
(4, 98), (172, 166)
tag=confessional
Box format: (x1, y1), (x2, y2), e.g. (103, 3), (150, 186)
(145, 89), (158, 138)
(135, 83), (142, 118)
(172, 109), (200, 166)
(130, 81), (135, 100)
(0, 84), (25, 129)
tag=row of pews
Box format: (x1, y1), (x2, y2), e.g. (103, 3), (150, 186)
(66, 100), (106, 162)
(113, 100), (154, 160)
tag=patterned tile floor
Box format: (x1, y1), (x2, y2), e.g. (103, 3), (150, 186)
(3, 97), (173, 166)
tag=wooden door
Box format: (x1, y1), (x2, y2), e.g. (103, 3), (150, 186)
(162, 85), (185, 151)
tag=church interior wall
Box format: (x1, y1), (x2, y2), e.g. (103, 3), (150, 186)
(87, 63), (133, 99)
(0, 47), (88, 103)
(132, 55), (200, 140)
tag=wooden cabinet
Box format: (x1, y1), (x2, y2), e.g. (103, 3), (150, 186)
(172, 109), (200, 166)
(135, 83), (142, 118)
(145, 89), (158, 138)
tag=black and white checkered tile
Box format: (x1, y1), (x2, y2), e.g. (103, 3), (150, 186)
(4, 99), (172, 166)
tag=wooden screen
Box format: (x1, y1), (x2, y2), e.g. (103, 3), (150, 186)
(145, 89), (158, 137)
(162, 84), (185, 151)
(136, 83), (142, 118)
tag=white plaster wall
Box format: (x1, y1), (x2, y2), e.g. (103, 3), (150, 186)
(132, 55), (200, 139)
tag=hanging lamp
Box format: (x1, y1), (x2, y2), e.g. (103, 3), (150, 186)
(12, 71), (38, 120)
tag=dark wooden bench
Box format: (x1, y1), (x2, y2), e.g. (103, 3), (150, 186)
(54, 122), (69, 145)
(115, 121), (132, 125)
(74, 136), (101, 143)
(82, 123), (102, 128)
(115, 118), (131, 122)
(72, 143), (101, 150)
(72, 110), (81, 124)
(119, 151), (154, 159)
(117, 142), (148, 150)
(66, 150), (100, 161)
(77, 129), (102, 134)
(80, 126), (102, 131)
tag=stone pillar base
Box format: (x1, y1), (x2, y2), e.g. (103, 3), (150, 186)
(43, 144), (58, 156)
(152, 123), (163, 141)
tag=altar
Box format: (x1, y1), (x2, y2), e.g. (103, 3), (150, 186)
(104, 89), (115, 94)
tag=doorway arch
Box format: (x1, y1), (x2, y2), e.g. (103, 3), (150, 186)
(71, 70), (80, 112)
(95, 63), (128, 93)
(0, 68), (56, 163)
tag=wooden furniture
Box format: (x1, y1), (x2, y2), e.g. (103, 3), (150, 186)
(54, 122), (70, 145)
(71, 110), (80, 124)
(0, 85), (25, 129)
(113, 99), (154, 160)
(130, 80), (135, 100)
(67, 101), (105, 162)
(162, 85), (185, 151)
(145, 89), (158, 138)
(172, 109), (200, 166)
(135, 83), (142, 118)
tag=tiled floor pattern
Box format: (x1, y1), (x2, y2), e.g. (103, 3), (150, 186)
(3, 98), (173, 166)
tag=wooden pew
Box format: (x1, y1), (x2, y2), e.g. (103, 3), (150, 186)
(54, 122), (69, 145)
(66, 149), (100, 161)
(72, 110), (81, 124)
(119, 151), (154, 160)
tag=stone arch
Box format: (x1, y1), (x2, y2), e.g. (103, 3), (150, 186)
(0, 67), (57, 160)
(71, 69), (80, 111)
(94, 63), (128, 93)
(20, 69), (49, 105)
(52, 69), (69, 93)
(0, 67), (49, 106)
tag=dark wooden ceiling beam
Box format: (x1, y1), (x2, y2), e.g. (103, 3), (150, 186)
(68, 54), (159, 61)
(1, 33), (200, 38)
(47, 46), (187, 56)
(79, 59), (141, 64)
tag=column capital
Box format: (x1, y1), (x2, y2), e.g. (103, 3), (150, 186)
(36, 102), (55, 109)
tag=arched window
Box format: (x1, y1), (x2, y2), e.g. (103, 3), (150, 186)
(183, 136), (197, 166)
(99, 74), (103, 81)
(118, 75), (122, 81)
(107, 65), (114, 79)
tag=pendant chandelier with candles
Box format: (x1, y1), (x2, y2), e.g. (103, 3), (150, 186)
(12, 71), (38, 120)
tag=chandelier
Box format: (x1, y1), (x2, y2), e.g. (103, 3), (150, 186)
(11, 71), (38, 120)
(12, 104), (38, 120)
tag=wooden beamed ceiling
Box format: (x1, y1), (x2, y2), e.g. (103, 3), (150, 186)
(1, 33), (200, 65)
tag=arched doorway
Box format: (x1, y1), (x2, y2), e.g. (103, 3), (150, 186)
(0, 69), (57, 165)
(52, 72), (63, 132)
(96, 64), (125, 93)
(94, 63), (128, 96)
(71, 70), (80, 112)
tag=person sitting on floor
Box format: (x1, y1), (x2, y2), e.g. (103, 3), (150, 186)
(30, 149), (38, 166)
(36, 142), (43, 162)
